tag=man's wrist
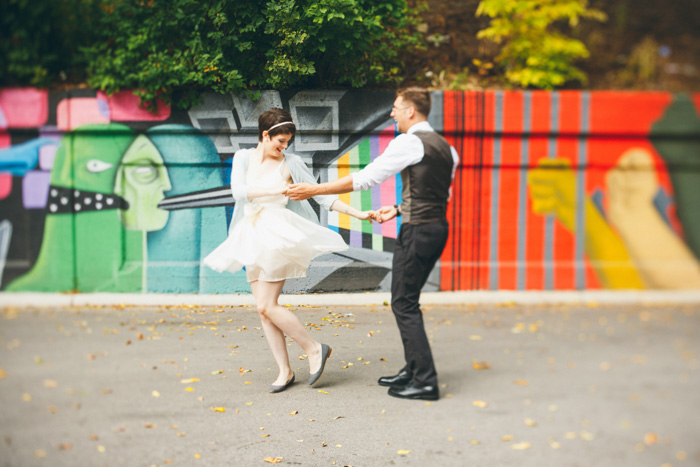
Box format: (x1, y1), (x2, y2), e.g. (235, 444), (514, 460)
(394, 204), (401, 215)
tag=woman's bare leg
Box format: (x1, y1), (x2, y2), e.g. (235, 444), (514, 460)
(251, 280), (323, 382)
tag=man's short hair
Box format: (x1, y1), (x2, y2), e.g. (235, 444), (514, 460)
(397, 87), (431, 117)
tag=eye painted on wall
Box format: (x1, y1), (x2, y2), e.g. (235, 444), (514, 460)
(86, 159), (113, 173)
(126, 160), (159, 184)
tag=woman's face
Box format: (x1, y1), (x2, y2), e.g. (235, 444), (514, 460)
(262, 131), (293, 156)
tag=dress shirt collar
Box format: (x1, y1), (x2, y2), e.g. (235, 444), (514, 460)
(406, 120), (434, 134)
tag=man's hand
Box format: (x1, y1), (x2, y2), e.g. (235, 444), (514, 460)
(286, 183), (317, 201)
(372, 205), (399, 224)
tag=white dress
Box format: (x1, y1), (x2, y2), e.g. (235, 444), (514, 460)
(203, 159), (348, 282)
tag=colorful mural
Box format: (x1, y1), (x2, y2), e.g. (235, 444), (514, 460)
(0, 88), (699, 294)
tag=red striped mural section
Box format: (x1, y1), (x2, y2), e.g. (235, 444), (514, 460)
(439, 90), (696, 291)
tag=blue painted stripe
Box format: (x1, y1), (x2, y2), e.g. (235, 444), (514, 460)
(575, 92), (590, 289)
(394, 122), (402, 233)
(544, 92), (559, 290)
(517, 93), (531, 290)
(489, 91), (503, 290)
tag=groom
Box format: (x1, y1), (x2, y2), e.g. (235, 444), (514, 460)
(287, 87), (459, 401)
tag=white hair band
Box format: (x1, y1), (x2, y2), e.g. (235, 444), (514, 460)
(268, 121), (294, 131)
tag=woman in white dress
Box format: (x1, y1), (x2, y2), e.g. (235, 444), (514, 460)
(204, 108), (372, 392)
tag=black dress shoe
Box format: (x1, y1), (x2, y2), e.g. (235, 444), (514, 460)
(378, 370), (411, 388)
(388, 383), (439, 401)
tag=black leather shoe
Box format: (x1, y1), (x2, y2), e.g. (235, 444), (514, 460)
(378, 370), (411, 388)
(388, 383), (439, 401)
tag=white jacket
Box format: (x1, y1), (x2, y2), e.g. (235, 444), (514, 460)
(228, 148), (339, 230)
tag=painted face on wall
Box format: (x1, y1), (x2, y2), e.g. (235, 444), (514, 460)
(114, 135), (172, 231)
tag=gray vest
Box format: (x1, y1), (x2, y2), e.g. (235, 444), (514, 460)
(399, 131), (453, 224)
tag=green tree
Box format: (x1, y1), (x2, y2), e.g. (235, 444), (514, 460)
(476, 0), (606, 89)
(82, 0), (424, 109)
(0, 0), (101, 86)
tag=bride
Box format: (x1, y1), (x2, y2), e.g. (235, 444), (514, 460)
(204, 108), (373, 393)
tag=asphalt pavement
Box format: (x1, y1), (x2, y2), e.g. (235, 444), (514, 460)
(0, 299), (699, 466)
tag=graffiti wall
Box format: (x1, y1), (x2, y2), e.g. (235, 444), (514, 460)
(1, 88), (699, 294)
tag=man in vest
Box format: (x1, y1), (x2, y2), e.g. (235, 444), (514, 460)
(287, 87), (459, 400)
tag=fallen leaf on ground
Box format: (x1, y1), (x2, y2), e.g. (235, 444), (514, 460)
(512, 442), (531, 450)
(152, 390), (160, 398)
(0, 368), (6, 379)
(43, 379), (58, 388)
(644, 432), (658, 445)
(473, 400), (488, 408)
(397, 450), (411, 455)
(502, 435), (513, 442)
(318, 390), (329, 394)
(263, 457), (283, 464)
(211, 407), (226, 412)
(524, 418), (537, 427)
(514, 379), (529, 386)
(289, 411), (298, 415)
(180, 378), (200, 384)
(472, 361), (491, 370)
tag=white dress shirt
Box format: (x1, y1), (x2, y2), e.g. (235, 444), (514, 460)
(351, 121), (460, 192)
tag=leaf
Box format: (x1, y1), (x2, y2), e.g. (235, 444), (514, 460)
(289, 411), (298, 415)
(472, 361), (491, 370)
(263, 457), (283, 464)
(514, 379), (529, 386)
(180, 378), (200, 384)
(211, 407), (226, 412)
(473, 400), (488, 408)
(502, 435), (514, 442)
(0, 368), (6, 379)
(524, 418), (537, 427)
(152, 390), (160, 398)
(397, 450), (411, 455)
(43, 379), (58, 388)
(644, 432), (658, 445)
(318, 390), (329, 394)
(512, 442), (531, 450)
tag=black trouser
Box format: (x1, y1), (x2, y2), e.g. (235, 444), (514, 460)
(391, 220), (449, 387)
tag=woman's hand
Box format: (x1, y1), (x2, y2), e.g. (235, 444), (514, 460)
(356, 210), (375, 223)
(373, 205), (399, 223)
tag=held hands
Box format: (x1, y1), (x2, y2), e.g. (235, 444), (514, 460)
(371, 205), (399, 224)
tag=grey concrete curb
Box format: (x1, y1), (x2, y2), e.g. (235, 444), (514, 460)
(1, 290), (699, 307)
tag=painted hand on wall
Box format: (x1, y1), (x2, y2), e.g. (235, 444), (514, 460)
(527, 157), (645, 289)
(527, 158), (578, 231)
(606, 149), (700, 289)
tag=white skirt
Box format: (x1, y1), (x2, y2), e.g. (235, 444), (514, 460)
(204, 203), (348, 282)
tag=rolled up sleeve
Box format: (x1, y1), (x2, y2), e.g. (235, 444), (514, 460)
(351, 134), (424, 191)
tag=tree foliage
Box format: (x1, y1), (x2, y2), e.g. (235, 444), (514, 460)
(82, 0), (423, 109)
(0, 0), (101, 86)
(476, 0), (607, 89)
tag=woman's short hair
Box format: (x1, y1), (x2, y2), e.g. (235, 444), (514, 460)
(397, 87), (431, 117)
(258, 108), (296, 142)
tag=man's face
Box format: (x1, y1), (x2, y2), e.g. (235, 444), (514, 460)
(390, 96), (412, 133)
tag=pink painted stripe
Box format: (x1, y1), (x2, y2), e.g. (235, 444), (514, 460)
(378, 126), (398, 239)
